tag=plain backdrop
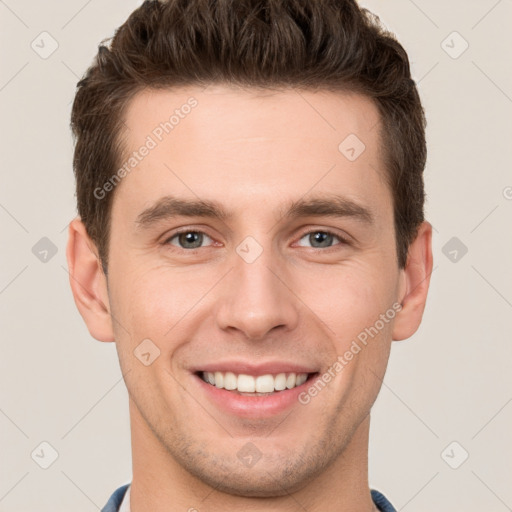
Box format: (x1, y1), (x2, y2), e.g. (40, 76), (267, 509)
(1, 1), (511, 511)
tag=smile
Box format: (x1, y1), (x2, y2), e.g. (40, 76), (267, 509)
(198, 371), (314, 395)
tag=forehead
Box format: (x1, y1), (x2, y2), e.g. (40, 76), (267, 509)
(113, 84), (390, 225)
(121, 84), (381, 152)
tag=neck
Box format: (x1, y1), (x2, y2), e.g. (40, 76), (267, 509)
(128, 398), (377, 512)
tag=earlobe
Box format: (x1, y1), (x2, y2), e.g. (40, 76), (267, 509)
(66, 217), (115, 342)
(392, 221), (434, 341)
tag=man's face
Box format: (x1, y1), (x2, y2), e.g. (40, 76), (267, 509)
(100, 85), (407, 494)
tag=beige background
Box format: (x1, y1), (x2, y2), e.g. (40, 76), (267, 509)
(1, 0), (511, 510)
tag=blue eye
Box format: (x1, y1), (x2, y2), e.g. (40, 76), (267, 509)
(164, 228), (348, 252)
(166, 230), (214, 250)
(297, 230), (347, 249)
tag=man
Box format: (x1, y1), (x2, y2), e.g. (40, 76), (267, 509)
(66, 0), (433, 510)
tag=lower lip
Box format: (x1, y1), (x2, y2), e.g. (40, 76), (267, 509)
(193, 373), (318, 418)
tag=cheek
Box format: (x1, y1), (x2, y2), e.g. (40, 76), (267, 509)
(302, 266), (396, 409)
(108, 269), (196, 403)
(112, 266), (214, 345)
(297, 262), (397, 343)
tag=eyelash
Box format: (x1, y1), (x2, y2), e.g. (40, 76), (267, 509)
(163, 227), (350, 252)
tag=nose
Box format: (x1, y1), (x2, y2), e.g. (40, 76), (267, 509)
(215, 244), (300, 341)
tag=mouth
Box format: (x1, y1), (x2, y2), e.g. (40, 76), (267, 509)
(195, 370), (319, 397)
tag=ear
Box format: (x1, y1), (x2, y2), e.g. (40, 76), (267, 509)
(66, 217), (115, 342)
(392, 221), (433, 341)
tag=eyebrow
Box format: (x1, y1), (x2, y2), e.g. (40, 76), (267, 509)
(135, 194), (375, 229)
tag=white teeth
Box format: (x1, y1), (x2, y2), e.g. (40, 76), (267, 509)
(286, 373), (296, 389)
(223, 371), (237, 390)
(201, 371), (310, 393)
(255, 374), (275, 393)
(237, 374), (255, 392)
(214, 371), (224, 388)
(296, 373), (308, 386)
(274, 373), (287, 391)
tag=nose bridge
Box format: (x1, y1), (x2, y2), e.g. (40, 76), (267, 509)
(215, 236), (299, 340)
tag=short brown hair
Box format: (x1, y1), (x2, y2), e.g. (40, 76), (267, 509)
(70, 0), (426, 272)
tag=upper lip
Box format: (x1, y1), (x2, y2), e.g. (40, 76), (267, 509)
(191, 360), (319, 377)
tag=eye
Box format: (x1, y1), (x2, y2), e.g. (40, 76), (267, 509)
(165, 230), (214, 250)
(296, 229), (348, 249)
(163, 228), (349, 252)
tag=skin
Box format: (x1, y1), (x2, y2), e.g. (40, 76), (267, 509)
(67, 84), (433, 512)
